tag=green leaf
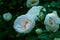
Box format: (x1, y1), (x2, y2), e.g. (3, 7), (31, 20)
(26, 36), (37, 40)
(50, 1), (56, 7)
(0, 1), (3, 6)
(56, 2), (60, 8)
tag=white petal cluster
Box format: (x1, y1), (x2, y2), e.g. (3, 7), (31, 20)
(13, 6), (46, 34)
(26, 6), (46, 21)
(26, 0), (39, 8)
(13, 15), (35, 33)
(44, 11), (60, 32)
(3, 12), (12, 21)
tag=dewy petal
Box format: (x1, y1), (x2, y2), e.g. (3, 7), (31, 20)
(13, 15), (35, 33)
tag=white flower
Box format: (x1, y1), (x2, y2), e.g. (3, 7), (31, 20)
(26, 6), (46, 21)
(3, 12), (12, 21)
(44, 11), (59, 32)
(54, 38), (60, 40)
(13, 15), (35, 33)
(52, 11), (60, 24)
(35, 28), (43, 34)
(26, 0), (39, 8)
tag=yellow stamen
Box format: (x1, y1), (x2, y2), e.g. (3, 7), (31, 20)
(49, 17), (53, 25)
(23, 20), (29, 29)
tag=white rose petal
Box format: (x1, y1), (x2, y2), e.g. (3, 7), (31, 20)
(13, 15), (35, 33)
(58, 18), (60, 24)
(3, 12), (12, 21)
(44, 11), (59, 32)
(26, 6), (45, 21)
(26, 0), (39, 8)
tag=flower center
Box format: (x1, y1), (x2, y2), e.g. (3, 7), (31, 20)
(23, 20), (29, 29)
(49, 17), (53, 25)
(31, 0), (36, 4)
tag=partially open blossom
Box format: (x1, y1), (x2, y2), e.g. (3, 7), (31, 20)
(13, 15), (35, 33)
(3, 12), (12, 21)
(26, 6), (46, 21)
(35, 28), (43, 34)
(44, 11), (60, 32)
(26, 0), (39, 8)
(48, 5), (51, 7)
(54, 38), (60, 40)
(37, 12), (45, 21)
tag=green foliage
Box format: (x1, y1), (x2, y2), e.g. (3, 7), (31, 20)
(0, 0), (60, 40)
